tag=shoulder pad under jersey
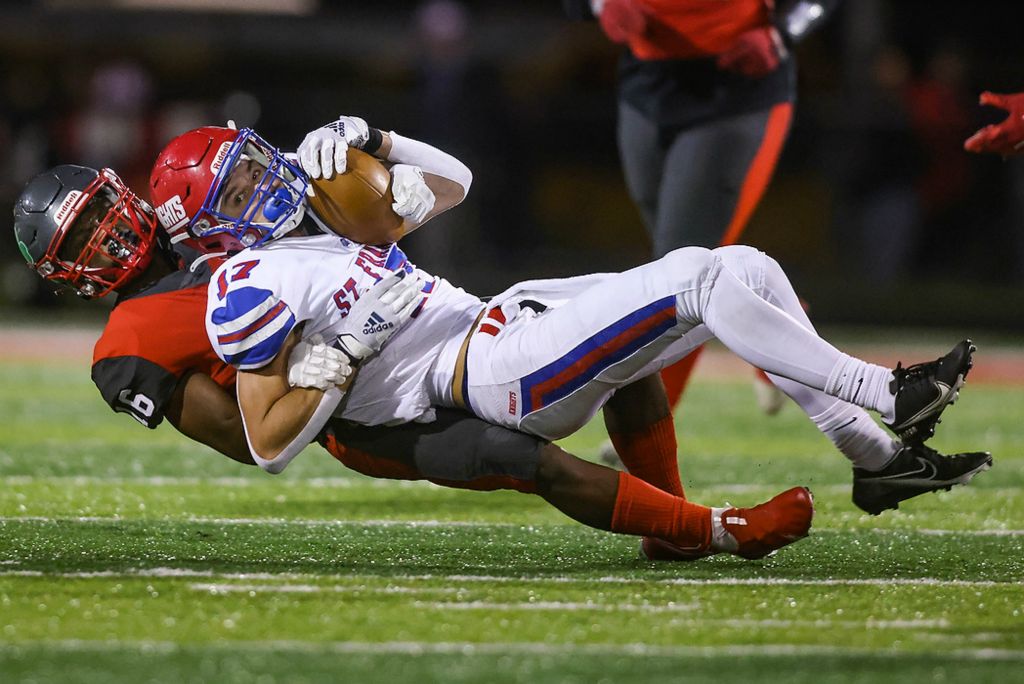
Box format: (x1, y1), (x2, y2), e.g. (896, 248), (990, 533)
(208, 286), (297, 369)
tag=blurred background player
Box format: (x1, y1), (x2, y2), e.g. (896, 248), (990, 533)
(563, 0), (841, 458)
(12, 163), (815, 562)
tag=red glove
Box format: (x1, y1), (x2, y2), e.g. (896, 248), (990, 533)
(597, 0), (649, 45)
(716, 27), (786, 79)
(964, 91), (1024, 157)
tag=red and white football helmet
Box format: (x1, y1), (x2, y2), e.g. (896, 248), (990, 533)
(13, 165), (159, 298)
(149, 125), (309, 255)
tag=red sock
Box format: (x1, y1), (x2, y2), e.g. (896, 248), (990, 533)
(660, 346), (704, 410)
(608, 414), (685, 498)
(610, 472), (711, 551)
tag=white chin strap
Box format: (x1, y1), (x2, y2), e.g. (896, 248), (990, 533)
(189, 251), (227, 272)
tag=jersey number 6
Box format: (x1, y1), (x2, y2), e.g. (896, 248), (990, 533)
(116, 389), (156, 426)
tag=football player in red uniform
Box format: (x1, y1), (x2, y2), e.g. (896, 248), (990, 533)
(13, 163), (817, 561)
(564, 0), (841, 428)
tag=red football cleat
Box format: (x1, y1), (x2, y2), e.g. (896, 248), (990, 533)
(716, 486), (814, 559)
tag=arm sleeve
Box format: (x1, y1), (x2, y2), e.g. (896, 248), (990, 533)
(385, 133), (473, 197)
(242, 386), (344, 474)
(208, 286), (298, 370)
(774, 0), (842, 46)
(91, 356), (180, 429)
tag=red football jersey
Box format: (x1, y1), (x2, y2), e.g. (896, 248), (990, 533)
(627, 0), (772, 60)
(91, 266), (235, 428)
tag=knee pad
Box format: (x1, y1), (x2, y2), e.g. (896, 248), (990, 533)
(714, 245), (768, 296)
(660, 246), (716, 273)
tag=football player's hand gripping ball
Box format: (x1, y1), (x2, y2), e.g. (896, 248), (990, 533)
(287, 334), (354, 391)
(298, 115), (371, 179)
(390, 164), (435, 224)
(334, 269), (422, 363)
(964, 91), (1024, 157)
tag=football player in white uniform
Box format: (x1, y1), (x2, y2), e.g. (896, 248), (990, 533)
(152, 117), (992, 560)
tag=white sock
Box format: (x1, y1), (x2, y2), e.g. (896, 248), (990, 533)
(710, 507), (738, 553)
(809, 401), (900, 471)
(824, 353), (896, 421)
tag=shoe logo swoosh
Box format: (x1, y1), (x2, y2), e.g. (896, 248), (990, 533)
(905, 382), (954, 424)
(873, 456), (938, 481)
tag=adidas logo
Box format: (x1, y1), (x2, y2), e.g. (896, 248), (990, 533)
(363, 312), (393, 335)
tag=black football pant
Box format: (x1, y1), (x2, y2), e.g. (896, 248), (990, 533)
(617, 100), (793, 256)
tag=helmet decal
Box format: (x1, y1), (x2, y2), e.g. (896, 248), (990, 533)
(53, 190), (85, 230)
(154, 195), (190, 237)
(16, 238), (33, 265)
(209, 140), (233, 174)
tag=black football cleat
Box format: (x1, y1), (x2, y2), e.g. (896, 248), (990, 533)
(885, 340), (975, 444)
(852, 444), (993, 515)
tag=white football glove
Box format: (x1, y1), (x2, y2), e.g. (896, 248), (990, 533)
(297, 115), (371, 180)
(390, 164), (435, 224)
(335, 269), (422, 363)
(287, 334), (354, 391)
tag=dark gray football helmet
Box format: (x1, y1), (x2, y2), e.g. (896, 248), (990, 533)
(13, 165), (158, 298)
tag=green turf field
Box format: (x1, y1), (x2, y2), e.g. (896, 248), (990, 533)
(1, 346), (1022, 683)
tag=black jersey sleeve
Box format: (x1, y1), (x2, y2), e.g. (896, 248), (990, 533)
(91, 356), (181, 429)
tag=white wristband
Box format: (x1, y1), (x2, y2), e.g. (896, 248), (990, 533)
(386, 132), (473, 197)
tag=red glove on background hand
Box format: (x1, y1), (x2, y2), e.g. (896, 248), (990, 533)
(716, 27), (786, 78)
(597, 0), (649, 45)
(964, 91), (1024, 157)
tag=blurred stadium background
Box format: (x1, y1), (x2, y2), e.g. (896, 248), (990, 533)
(1, 0), (1023, 330)
(2, 4), (1023, 680)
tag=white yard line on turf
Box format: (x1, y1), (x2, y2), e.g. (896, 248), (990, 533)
(2, 476), (417, 488)
(1, 568), (1019, 587)
(0, 516), (523, 527)
(405, 607), (951, 629)
(2, 515), (1022, 536)
(0, 639), (1022, 661)
(189, 583), (458, 595)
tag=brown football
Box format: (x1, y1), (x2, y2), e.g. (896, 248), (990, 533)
(305, 147), (405, 245)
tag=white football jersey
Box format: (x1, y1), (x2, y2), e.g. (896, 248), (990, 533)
(206, 233), (483, 425)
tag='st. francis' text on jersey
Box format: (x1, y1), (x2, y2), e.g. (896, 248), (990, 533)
(92, 264), (236, 428)
(205, 233), (484, 426)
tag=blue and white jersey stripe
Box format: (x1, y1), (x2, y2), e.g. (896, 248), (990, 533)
(210, 286), (296, 369)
